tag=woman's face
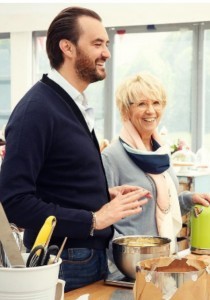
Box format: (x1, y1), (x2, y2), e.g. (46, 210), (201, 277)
(128, 96), (165, 136)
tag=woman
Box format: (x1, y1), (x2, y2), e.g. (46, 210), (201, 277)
(102, 72), (210, 257)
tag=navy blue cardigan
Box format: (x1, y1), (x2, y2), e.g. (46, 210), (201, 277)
(0, 75), (113, 250)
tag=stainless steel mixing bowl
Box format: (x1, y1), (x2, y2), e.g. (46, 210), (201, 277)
(112, 235), (171, 279)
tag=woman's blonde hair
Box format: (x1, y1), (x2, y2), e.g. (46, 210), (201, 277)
(116, 72), (167, 120)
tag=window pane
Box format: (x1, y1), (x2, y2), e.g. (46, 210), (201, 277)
(113, 30), (193, 148)
(33, 35), (49, 82)
(204, 29), (210, 152)
(0, 82), (10, 111)
(0, 37), (11, 128)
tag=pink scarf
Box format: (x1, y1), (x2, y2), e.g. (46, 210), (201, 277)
(120, 120), (182, 253)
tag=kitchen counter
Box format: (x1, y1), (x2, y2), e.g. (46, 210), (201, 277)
(64, 280), (134, 300)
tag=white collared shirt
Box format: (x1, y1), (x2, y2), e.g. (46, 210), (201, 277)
(48, 69), (94, 132)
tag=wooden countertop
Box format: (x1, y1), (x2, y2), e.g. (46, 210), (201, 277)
(64, 280), (134, 300)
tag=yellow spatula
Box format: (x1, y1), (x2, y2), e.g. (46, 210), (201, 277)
(32, 216), (57, 249)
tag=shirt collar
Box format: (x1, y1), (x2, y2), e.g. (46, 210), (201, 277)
(47, 69), (94, 131)
(48, 69), (81, 101)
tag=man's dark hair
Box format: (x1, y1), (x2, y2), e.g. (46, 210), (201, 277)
(46, 7), (102, 69)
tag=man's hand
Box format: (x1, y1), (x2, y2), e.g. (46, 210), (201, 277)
(95, 187), (151, 230)
(109, 185), (151, 200)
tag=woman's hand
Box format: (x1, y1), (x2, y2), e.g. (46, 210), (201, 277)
(95, 188), (151, 230)
(192, 193), (210, 207)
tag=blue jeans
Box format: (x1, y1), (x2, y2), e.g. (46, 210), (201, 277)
(59, 248), (108, 292)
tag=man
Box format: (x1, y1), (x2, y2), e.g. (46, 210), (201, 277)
(0, 7), (150, 291)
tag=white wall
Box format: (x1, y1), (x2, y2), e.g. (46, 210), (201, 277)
(1, 3), (210, 32)
(1, 2), (210, 107)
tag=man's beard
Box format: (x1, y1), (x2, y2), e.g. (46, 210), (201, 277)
(75, 47), (106, 83)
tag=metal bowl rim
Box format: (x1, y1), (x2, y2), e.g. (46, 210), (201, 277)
(112, 235), (171, 247)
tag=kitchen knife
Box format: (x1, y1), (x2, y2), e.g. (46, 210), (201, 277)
(0, 202), (25, 267)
